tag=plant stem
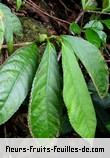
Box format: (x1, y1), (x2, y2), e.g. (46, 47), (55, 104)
(86, 10), (110, 15)
(2, 42), (33, 49)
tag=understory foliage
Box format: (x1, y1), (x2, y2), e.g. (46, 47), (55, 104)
(0, 1), (110, 138)
(82, 0), (110, 12)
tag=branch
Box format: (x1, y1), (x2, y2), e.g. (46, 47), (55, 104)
(2, 42), (33, 49)
(75, 10), (85, 23)
(85, 10), (110, 15)
(26, 0), (70, 25)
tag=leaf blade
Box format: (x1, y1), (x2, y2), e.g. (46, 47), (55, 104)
(0, 44), (38, 124)
(85, 28), (101, 48)
(61, 35), (109, 98)
(16, 0), (23, 10)
(0, 3), (22, 53)
(102, 0), (110, 12)
(81, 0), (97, 10)
(61, 39), (96, 138)
(102, 19), (110, 29)
(28, 42), (61, 138)
(69, 22), (81, 35)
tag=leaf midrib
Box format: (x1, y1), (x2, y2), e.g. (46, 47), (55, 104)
(43, 45), (56, 133)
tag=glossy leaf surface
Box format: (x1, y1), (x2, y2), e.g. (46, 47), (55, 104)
(61, 35), (109, 98)
(61, 39), (96, 138)
(0, 44), (38, 124)
(29, 42), (61, 138)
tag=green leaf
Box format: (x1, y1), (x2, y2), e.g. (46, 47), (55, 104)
(81, 0), (97, 10)
(85, 28), (107, 46)
(61, 39), (96, 138)
(103, 0), (109, 8)
(102, 19), (110, 29)
(0, 11), (5, 50)
(69, 22), (81, 35)
(82, 0), (87, 9)
(102, 0), (110, 12)
(0, 44), (38, 124)
(84, 20), (106, 44)
(10, 13), (23, 36)
(5, 28), (13, 53)
(85, 28), (101, 48)
(84, 20), (104, 31)
(28, 42), (61, 138)
(61, 35), (109, 98)
(0, 3), (22, 53)
(96, 30), (107, 44)
(16, 0), (23, 10)
(0, 3), (10, 13)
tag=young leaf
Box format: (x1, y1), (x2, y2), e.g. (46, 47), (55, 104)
(96, 30), (107, 44)
(84, 20), (104, 31)
(85, 28), (101, 48)
(84, 21), (106, 45)
(102, 0), (110, 12)
(61, 39), (96, 138)
(16, 0), (23, 10)
(82, 0), (87, 9)
(69, 22), (81, 35)
(0, 44), (38, 124)
(81, 0), (97, 10)
(28, 42), (61, 138)
(102, 19), (110, 29)
(61, 35), (109, 98)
